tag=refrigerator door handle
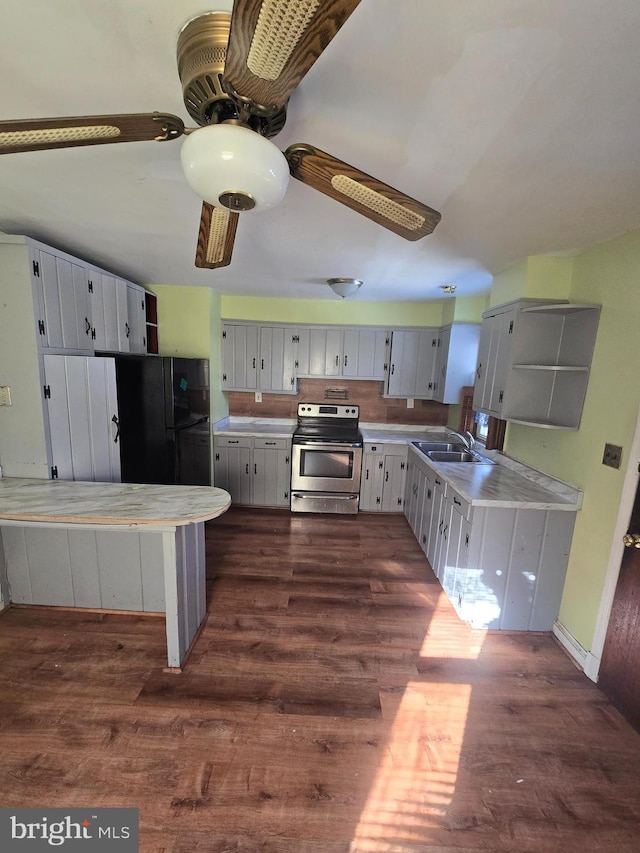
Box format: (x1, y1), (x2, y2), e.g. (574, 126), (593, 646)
(111, 414), (120, 444)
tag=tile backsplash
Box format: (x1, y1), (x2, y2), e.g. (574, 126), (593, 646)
(225, 379), (448, 426)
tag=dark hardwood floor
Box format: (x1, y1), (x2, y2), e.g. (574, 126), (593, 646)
(1, 507), (640, 852)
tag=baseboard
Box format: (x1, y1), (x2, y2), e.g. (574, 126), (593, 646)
(552, 619), (588, 671)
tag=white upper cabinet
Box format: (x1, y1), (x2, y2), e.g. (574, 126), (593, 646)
(432, 323), (481, 404)
(341, 329), (387, 380)
(125, 282), (148, 354)
(385, 328), (438, 398)
(221, 322), (259, 390)
(259, 326), (297, 393)
(32, 248), (93, 353)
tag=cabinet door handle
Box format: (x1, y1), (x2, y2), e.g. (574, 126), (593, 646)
(254, 464), (257, 474)
(453, 497), (461, 506)
(125, 322), (130, 338)
(385, 471), (389, 482)
(391, 363), (395, 374)
(245, 463), (249, 474)
(85, 317), (91, 335)
(111, 414), (120, 443)
(344, 355), (348, 367)
(435, 478), (441, 486)
(265, 441), (276, 446)
(476, 363), (482, 378)
(253, 357), (256, 368)
(228, 440), (239, 444)
(335, 355), (339, 366)
(261, 359), (264, 369)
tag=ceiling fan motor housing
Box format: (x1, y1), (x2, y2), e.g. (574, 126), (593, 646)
(177, 11), (287, 137)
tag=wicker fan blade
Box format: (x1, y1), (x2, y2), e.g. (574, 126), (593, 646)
(0, 113), (185, 155)
(285, 144), (441, 241)
(195, 203), (240, 269)
(224, 0), (361, 110)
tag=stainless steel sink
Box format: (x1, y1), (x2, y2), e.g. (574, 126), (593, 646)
(411, 441), (467, 453)
(426, 450), (493, 464)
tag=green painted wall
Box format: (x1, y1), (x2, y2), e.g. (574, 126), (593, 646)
(504, 231), (640, 651)
(221, 295), (445, 326)
(149, 284), (227, 423)
(490, 256), (573, 306)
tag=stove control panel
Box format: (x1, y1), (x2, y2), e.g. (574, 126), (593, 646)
(297, 403), (359, 420)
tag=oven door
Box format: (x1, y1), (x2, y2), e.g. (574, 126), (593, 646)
(291, 440), (362, 493)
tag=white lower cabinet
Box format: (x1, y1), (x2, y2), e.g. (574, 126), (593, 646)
(360, 443), (407, 512)
(43, 355), (121, 482)
(214, 435), (291, 507)
(405, 446), (576, 631)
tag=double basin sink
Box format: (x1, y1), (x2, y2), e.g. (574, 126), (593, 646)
(411, 441), (494, 464)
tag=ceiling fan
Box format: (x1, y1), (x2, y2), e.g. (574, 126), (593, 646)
(0, 0), (441, 270)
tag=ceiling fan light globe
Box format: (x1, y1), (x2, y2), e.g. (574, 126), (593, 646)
(180, 124), (289, 212)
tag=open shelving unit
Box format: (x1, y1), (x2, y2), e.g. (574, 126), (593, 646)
(502, 303), (600, 429)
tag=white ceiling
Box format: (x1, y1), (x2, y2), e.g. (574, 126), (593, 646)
(1, 0), (640, 302)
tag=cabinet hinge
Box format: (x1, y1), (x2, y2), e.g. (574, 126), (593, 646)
(401, 461), (405, 469)
(215, 453), (220, 461)
(87, 279), (93, 293)
(38, 319), (46, 336)
(285, 456), (290, 464)
(51, 465), (58, 479)
(284, 491), (289, 500)
(397, 497), (403, 506)
(509, 320), (514, 334)
(294, 360), (299, 369)
(499, 390), (504, 403)
(32, 260), (40, 277)
(385, 337), (390, 345)
(376, 496), (381, 504)
(91, 328), (96, 340)
(43, 384), (51, 399)
(378, 460), (383, 469)
(222, 373), (227, 382)
(222, 330), (227, 339)
(432, 338), (437, 347)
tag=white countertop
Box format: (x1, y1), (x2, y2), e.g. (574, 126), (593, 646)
(0, 479), (231, 526)
(408, 445), (581, 511)
(211, 417), (580, 511)
(213, 417), (296, 438)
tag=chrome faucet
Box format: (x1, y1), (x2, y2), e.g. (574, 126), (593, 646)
(448, 430), (476, 452)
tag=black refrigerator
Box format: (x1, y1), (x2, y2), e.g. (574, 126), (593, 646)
(114, 356), (211, 485)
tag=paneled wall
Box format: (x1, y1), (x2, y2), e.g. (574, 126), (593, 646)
(226, 379), (448, 426)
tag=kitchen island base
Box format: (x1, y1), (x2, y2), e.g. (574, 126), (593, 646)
(0, 478), (231, 670)
(2, 521), (206, 669)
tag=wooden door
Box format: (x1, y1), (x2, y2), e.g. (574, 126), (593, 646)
(598, 476), (640, 730)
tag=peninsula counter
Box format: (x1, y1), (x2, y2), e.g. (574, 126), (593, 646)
(0, 479), (231, 669)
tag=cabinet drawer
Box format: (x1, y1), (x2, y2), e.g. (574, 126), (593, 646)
(448, 486), (472, 521)
(364, 442), (408, 457)
(215, 435), (253, 449)
(254, 437), (290, 450)
(364, 442), (384, 454)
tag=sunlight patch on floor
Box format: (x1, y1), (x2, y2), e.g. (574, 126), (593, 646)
(351, 611), (483, 851)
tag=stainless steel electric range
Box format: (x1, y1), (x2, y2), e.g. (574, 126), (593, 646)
(290, 403), (363, 514)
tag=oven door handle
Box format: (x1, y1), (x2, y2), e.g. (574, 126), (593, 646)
(293, 440), (362, 449)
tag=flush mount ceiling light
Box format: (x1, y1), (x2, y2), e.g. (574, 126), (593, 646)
(181, 123), (290, 212)
(327, 278), (363, 299)
(440, 284), (457, 294)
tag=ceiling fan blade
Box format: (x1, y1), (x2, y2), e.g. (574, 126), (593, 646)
(195, 203), (240, 269)
(224, 0), (361, 110)
(0, 113), (185, 155)
(285, 144), (441, 241)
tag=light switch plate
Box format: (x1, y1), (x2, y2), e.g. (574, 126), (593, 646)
(255, 391), (262, 403)
(602, 443), (623, 469)
(0, 386), (11, 406)
(407, 397), (415, 409)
